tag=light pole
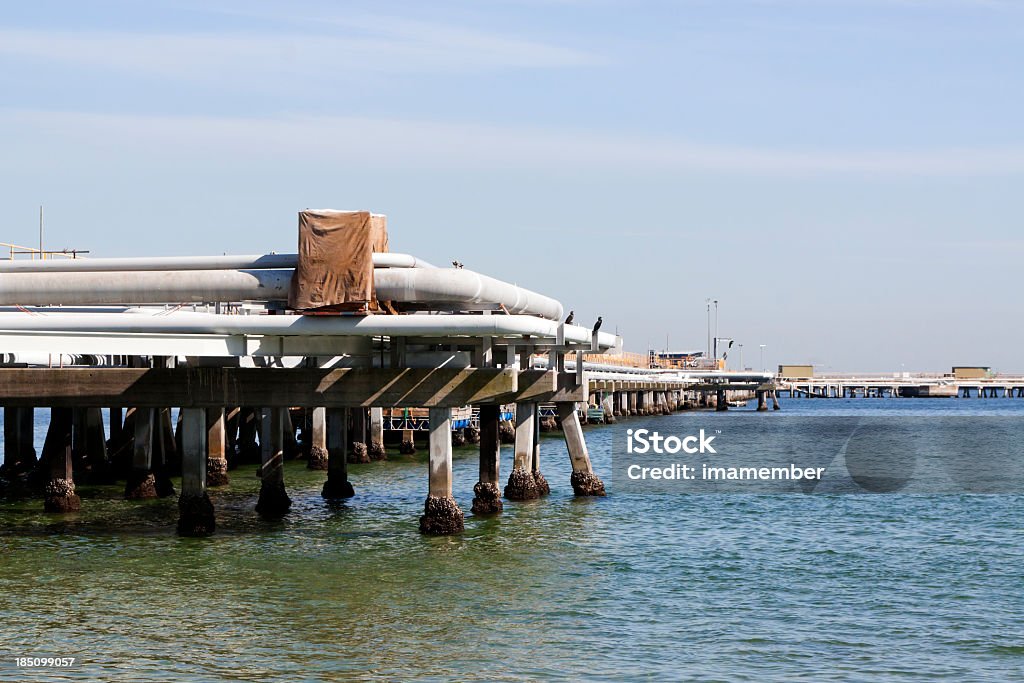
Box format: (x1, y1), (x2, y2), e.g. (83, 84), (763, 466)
(705, 299), (712, 358)
(712, 299), (719, 360)
(759, 344), (767, 372)
(738, 344), (744, 370)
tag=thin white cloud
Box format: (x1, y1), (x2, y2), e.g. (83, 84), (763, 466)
(0, 22), (602, 85)
(5, 109), (1024, 177)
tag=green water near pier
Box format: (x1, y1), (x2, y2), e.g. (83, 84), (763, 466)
(2, 400), (1024, 681)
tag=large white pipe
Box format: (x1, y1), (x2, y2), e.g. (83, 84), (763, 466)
(0, 270), (292, 305)
(0, 312), (619, 350)
(0, 267), (563, 320)
(0, 252), (435, 273)
(373, 268), (563, 321)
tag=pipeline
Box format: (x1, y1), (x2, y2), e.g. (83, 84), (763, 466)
(0, 252), (434, 273)
(0, 312), (619, 351)
(0, 267), (563, 320)
(0, 352), (106, 366)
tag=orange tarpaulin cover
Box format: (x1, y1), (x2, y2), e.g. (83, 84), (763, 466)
(288, 210), (388, 312)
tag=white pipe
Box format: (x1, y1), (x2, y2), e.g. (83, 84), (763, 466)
(373, 268), (563, 321)
(372, 253), (436, 269)
(0, 270), (292, 305)
(0, 312), (619, 350)
(0, 267), (563, 320)
(0, 252), (435, 273)
(0, 352), (105, 366)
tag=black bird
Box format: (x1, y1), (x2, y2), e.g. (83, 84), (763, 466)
(564, 310), (574, 324)
(451, 260), (464, 269)
(592, 316), (603, 334)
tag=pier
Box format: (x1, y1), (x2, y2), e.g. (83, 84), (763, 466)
(778, 374), (1024, 399)
(0, 209), (772, 535)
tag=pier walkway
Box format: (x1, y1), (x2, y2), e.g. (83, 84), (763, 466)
(0, 209), (772, 535)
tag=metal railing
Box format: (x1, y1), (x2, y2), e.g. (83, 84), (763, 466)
(0, 242), (88, 260)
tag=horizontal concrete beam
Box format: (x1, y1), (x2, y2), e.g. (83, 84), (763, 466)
(0, 367), (523, 408)
(485, 370), (587, 404)
(688, 383), (774, 392)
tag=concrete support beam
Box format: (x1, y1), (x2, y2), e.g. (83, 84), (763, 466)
(237, 407), (260, 463)
(85, 407), (108, 479)
(505, 401), (539, 500)
(126, 407), (157, 499)
(348, 408), (369, 464)
(322, 407), (354, 498)
(154, 408), (177, 497)
(471, 404), (502, 514)
(41, 407), (81, 512)
(556, 402), (606, 496)
(3, 406), (36, 475)
(307, 406), (329, 470)
(368, 406), (386, 460)
(256, 407), (291, 517)
(419, 407), (464, 535)
(206, 407), (229, 486)
(178, 407), (215, 536)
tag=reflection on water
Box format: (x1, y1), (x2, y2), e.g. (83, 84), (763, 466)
(2, 401), (1023, 681)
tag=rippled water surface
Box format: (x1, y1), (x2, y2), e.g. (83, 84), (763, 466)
(2, 399), (1023, 681)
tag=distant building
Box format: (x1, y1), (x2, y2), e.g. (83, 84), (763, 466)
(778, 364), (814, 379)
(951, 366), (991, 380)
(653, 350), (718, 370)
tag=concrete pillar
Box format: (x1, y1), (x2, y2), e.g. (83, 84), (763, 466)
(153, 407), (177, 496)
(178, 407), (215, 536)
(419, 407), (465, 535)
(716, 389), (728, 411)
(206, 407), (229, 486)
(307, 406), (329, 470)
(322, 407), (354, 498)
(256, 407), (291, 517)
(109, 406), (123, 451)
(72, 407), (88, 471)
(471, 404), (502, 514)
(224, 407), (240, 469)
(556, 402), (605, 496)
(399, 426), (416, 455)
(109, 406), (135, 476)
(602, 394), (616, 423)
(237, 407), (261, 464)
(283, 408), (300, 459)
(505, 401), (539, 500)
(756, 390), (768, 412)
(368, 407), (386, 460)
(18, 406), (36, 467)
(126, 407), (158, 499)
(347, 408), (369, 463)
(3, 406), (36, 475)
(772, 391), (781, 411)
(85, 407), (109, 481)
(41, 407), (81, 512)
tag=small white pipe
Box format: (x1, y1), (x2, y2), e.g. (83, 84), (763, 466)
(0, 312), (619, 350)
(0, 252), (435, 273)
(0, 352), (105, 366)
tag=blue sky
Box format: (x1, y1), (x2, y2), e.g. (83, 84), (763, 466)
(2, 0), (1022, 371)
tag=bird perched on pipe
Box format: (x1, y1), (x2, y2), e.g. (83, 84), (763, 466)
(592, 316), (602, 334)
(564, 310), (574, 324)
(451, 260), (464, 269)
